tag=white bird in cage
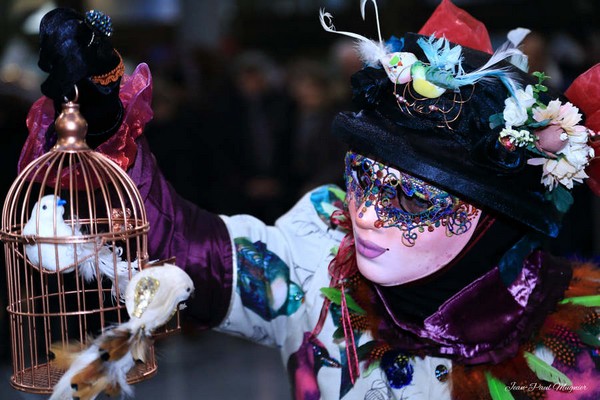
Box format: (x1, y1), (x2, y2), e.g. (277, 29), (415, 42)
(49, 263), (194, 400)
(22, 194), (139, 301)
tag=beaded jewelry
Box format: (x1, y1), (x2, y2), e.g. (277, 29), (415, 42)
(85, 10), (113, 37)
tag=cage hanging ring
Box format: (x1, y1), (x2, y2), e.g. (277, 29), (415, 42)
(63, 85), (79, 104)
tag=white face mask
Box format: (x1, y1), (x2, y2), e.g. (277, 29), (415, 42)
(345, 152), (481, 286)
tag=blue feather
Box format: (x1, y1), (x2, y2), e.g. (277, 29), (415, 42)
(416, 34), (522, 97)
(417, 35), (462, 74)
(386, 35), (404, 52)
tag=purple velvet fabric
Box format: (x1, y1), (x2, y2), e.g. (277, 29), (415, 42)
(129, 137), (233, 329)
(376, 251), (572, 364)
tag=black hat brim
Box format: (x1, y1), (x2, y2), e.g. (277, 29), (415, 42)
(333, 109), (562, 237)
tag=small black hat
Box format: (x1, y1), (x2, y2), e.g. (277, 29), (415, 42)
(38, 8), (124, 145)
(38, 8), (121, 101)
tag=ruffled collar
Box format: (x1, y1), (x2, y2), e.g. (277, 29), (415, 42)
(374, 250), (572, 364)
(18, 63), (153, 173)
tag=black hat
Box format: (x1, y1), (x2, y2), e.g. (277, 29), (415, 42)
(38, 8), (124, 144)
(323, 3), (595, 238)
(39, 8), (121, 101)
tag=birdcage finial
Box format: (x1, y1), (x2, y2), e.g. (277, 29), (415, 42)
(53, 85), (90, 151)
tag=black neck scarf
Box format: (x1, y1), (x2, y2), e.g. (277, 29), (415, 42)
(376, 212), (528, 321)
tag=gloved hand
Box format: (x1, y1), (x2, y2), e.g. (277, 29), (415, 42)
(38, 8), (124, 149)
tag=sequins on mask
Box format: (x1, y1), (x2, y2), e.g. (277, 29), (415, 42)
(344, 151), (478, 246)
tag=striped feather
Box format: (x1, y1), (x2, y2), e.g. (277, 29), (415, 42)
(523, 351), (573, 386)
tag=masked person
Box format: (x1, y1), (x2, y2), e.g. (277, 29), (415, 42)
(18, 1), (600, 399)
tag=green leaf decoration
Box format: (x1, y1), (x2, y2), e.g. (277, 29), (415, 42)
(489, 113), (504, 129)
(363, 361), (380, 378)
(550, 185), (574, 214)
(328, 186), (347, 201)
(332, 326), (345, 340)
(529, 147), (548, 157)
(320, 287), (366, 315)
(534, 83), (548, 93)
(523, 351), (573, 387)
(330, 246), (339, 256)
(485, 372), (515, 400)
(532, 71), (549, 84)
(527, 118), (551, 129)
(559, 295), (600, 307)
(576, 329), (600, 347)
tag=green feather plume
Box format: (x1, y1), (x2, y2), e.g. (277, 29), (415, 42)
(559, 295), (600, 307)
(523, 351), (572, 386)
(485, 372), (515, 400)
(576, 329), (600, 347)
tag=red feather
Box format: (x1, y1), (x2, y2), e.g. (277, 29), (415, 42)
(418, 0), (493, 54)
(565, 64), (600, 133)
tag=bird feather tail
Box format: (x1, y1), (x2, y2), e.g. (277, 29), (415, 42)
(99, 328), (133, 361)
(130, 330), (153, 363)
(70, 359), (106, 400)
(49, 341), (85, 370)
(457, 40), (524, 95)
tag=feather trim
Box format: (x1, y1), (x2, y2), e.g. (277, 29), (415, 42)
(98, 328), (133, 361)
(566, 262), (600, 297)
(416, 34), (522, 97)
(319, 8), (388, 67)
(360, 0), (383, 43)
(485, 372), (516, 400)
(506, 27), (530, 71)
(523, 351), (573, 386)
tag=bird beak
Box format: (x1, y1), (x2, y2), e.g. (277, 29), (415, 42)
(57, 198), (67, 206)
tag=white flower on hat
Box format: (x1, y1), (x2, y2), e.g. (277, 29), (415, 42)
(560, 131), (595, 171)
(528, 156), (589, 190)
(499, 127), (535, 147)
(532, 99), (582, 135)
(503, 85), (535, 128)
(498, 77), (594, 195)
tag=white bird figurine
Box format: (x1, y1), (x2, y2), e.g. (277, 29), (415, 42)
(22, 194), (139, 300)
(49, 263), (194, 400)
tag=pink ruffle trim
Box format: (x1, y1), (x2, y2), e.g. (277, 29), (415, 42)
(18, 63), (154, 173)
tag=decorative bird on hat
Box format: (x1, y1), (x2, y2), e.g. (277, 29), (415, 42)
(320, 0), (525, 99)
(22, 194), (139, 301)
(49, 263), (194, 400)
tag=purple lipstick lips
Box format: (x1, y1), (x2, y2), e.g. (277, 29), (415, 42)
(355, 236), (387, 259)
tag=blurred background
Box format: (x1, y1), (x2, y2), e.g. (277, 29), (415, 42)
(1, 0), (599, 398)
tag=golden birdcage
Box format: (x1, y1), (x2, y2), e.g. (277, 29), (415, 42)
(0, 93), (158, 393)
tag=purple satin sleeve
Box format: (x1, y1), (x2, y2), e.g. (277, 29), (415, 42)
(128, 137), (233, 329)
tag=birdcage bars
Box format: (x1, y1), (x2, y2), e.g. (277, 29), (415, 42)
(1, 101), (156, 393)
